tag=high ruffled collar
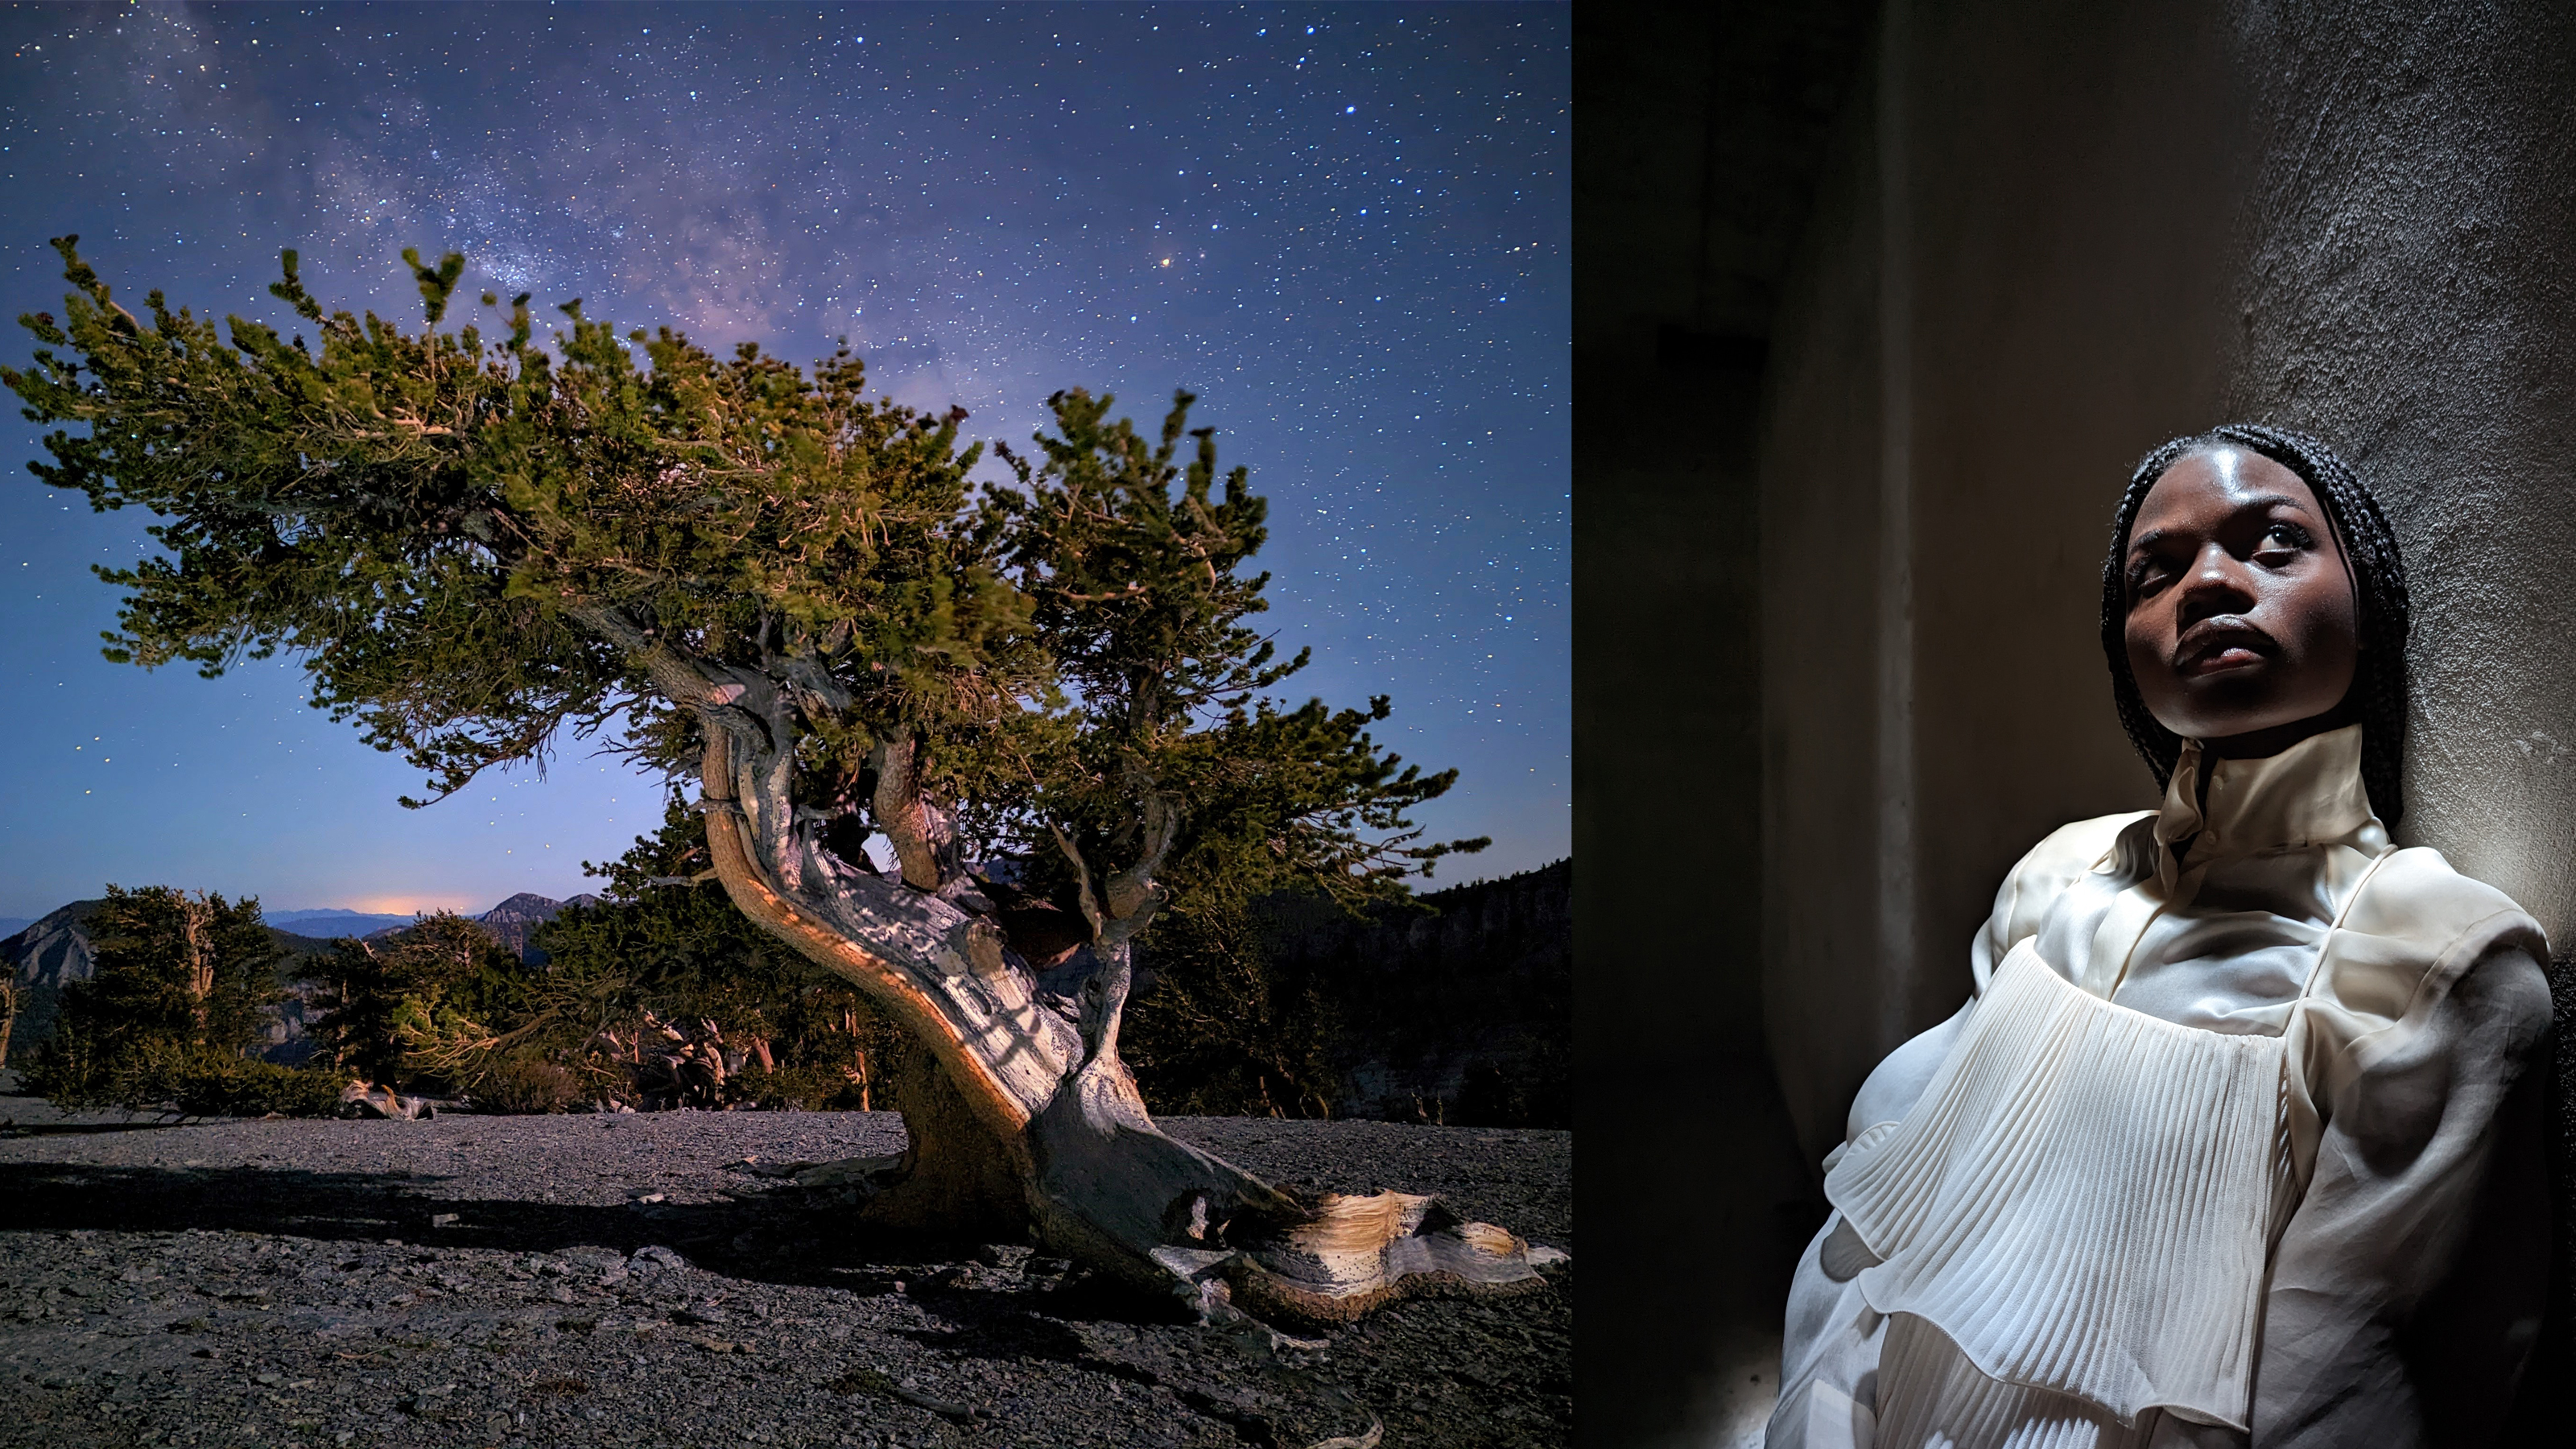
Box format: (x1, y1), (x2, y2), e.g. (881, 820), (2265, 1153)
(2153, 724), (2387, 882)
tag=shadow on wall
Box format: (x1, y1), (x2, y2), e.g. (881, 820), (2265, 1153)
(1575, 1), (1879, 1443)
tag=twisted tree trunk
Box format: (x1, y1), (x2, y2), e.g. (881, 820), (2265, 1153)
(689, 722), (1550, 1324)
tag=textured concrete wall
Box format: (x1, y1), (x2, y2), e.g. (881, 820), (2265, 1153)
(2221, 0), (2576, 939)
(1761, 0), (2576, 1172)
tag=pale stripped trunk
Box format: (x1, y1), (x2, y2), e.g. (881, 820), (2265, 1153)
(179, 894), (215, 1050)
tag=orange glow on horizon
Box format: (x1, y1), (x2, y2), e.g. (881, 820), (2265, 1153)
(336, 894), (485, 916)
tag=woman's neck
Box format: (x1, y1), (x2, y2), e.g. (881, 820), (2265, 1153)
(2194, 700), (2360, 762)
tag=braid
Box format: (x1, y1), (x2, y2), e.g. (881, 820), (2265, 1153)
(2098, 424), (2413, 824)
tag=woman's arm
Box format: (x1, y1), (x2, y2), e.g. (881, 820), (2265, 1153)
(2252, 944), (2553, 1448)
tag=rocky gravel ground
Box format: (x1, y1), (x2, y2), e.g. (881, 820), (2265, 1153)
(0, 1084), (1571, 1449)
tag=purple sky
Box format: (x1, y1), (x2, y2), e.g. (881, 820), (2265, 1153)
(0, 3), (1567, 919)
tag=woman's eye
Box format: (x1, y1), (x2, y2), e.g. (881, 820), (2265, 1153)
(2254, 522), (2312, 558)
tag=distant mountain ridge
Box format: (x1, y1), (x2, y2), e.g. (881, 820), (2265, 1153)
(457, 892), (598, 961)
(265, 909), (427, 937)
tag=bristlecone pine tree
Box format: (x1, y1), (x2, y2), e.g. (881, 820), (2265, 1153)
(4, 239), (1551, 1327)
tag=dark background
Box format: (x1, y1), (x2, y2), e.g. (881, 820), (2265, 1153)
(1575, 5), (1874, 1444)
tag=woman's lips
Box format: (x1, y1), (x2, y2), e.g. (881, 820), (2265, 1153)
(2184, 645), (2267, 675)
(2174, 620), (2274, 675)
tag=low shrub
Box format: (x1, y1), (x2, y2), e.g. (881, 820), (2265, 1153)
(474, 1056), (584, 1114)
(156, 1055), (346, 1117)
(15, 1042), (107, 1110)
(731, 1060), (877, 1113)
(23, 1038), (342, 1117)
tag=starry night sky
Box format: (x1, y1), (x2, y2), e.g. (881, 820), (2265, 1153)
(0, 3), (1568, 923)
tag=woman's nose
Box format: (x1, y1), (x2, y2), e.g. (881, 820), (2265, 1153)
(2178, 541), (2255, 616)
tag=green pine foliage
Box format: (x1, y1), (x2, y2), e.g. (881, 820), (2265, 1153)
(2, 236), (1032, 809)
(987, 388), (1485, 927)
(23, 885), (340, 1115)
(2, 235), (1478, 895)
(306, 910), (529, 1094)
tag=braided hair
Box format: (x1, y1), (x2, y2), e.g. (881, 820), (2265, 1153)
(2098, 423), (2412, 824)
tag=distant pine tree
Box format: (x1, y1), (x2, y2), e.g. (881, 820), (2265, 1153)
(25, 885), (336, 1115)
(307, 911), (524, 1093)
(1122, 885), (1352, 1120)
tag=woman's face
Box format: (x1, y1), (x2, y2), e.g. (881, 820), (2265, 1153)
(2121, 446), (2360, 758)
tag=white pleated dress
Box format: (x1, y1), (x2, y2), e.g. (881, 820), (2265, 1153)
(1769, 726), (2552, 1449)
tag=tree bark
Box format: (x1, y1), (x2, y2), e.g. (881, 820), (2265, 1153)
(793, 1046), (1027, 1241)
(178, 894), (213, 1048)
(687, 726), (1555, 1326)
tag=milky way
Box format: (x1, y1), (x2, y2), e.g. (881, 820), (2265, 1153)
(0, 3), (1567, 919)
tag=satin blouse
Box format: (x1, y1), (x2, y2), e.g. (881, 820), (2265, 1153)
(1772, 724), (2553, 1448)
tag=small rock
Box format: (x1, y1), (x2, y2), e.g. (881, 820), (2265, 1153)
(429, 1213), (461, 1229)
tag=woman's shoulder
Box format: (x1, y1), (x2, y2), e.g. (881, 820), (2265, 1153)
(2325, 846), (2550, 1018)
(2305, 847), (2552, 1096)
(1974, 811), (2157, 982)
(1997, 810), (2157, 905)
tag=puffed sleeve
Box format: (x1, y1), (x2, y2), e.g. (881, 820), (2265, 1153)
(1966, 811), (2152, 994)
(2251, 943), (2553, 1447)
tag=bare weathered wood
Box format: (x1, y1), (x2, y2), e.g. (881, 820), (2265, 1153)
(0, 975), (18, 1071)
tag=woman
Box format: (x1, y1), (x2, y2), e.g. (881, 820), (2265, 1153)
(1767, 425), (2552, 1449)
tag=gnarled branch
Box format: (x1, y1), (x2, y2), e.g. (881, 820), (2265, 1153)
(869, 734), (957, 892)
